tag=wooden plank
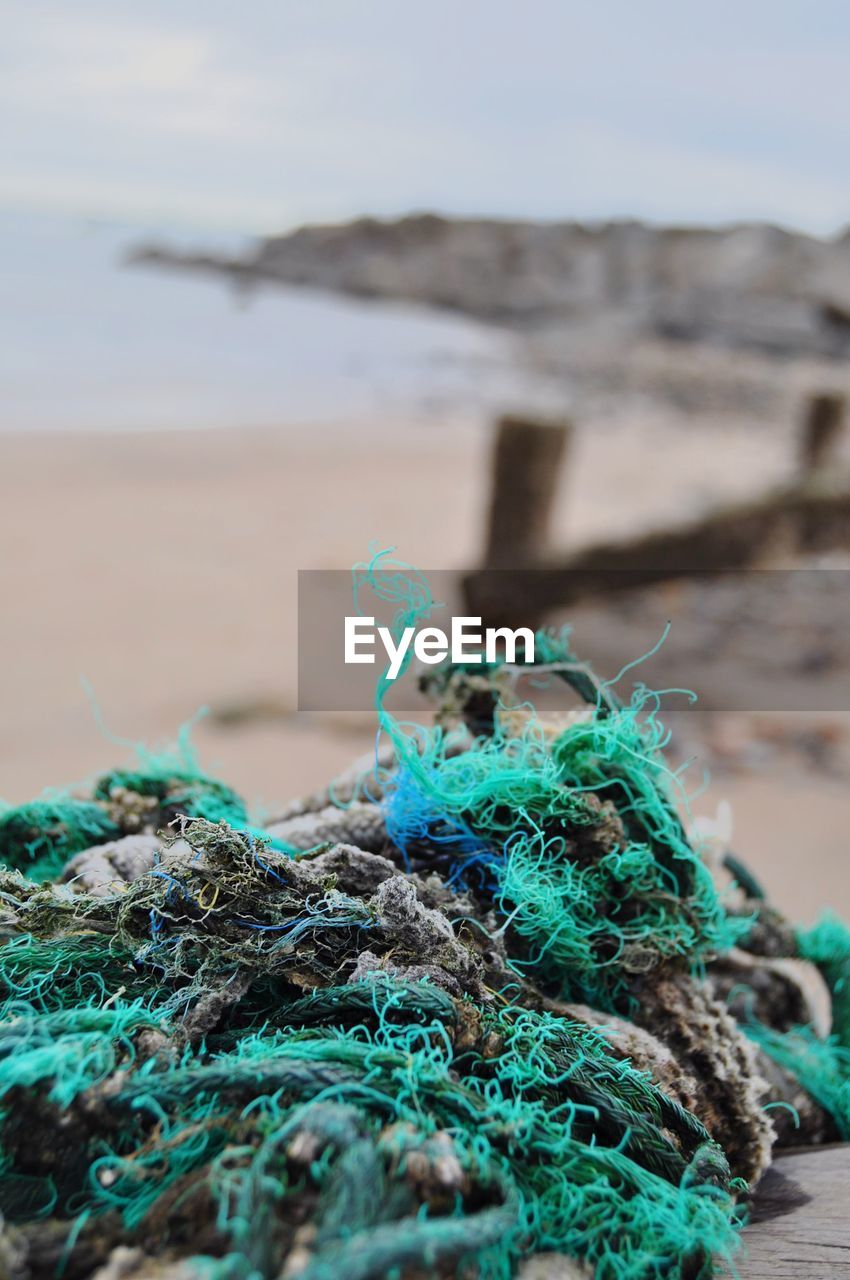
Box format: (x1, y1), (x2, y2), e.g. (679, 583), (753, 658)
(739, 1145), (850, 1277)
(463, 475), (850, 627)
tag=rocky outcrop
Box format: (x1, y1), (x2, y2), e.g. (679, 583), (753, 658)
(132, 214), (850, 358)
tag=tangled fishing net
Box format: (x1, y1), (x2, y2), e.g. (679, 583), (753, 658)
(1, 556), (848, 1280)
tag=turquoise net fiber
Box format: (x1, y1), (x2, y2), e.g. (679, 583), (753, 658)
(0, 555), (846, 1278)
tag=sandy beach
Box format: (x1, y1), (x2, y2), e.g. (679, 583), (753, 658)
(1, 417), (846, 922)
(0, 421), (485, 800)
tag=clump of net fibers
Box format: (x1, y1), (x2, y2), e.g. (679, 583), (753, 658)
(367, 554), (742, 1006)
(0, 558), (847, 1280)
(0, 797), (119, 882)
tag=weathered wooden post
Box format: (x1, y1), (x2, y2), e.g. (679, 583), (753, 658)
(465, 400), (850, 629)
(463, 413), (571, 628)
(483, 414), (571, 566)
(800, 392), (846, 475)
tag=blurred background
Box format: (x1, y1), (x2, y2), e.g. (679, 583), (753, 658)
(2, 0), (850, 919)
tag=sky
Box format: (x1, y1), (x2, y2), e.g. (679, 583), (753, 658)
(3, 0), (850, 235)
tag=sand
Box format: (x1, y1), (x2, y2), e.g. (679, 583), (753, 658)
(0, 420), (485, 803)
(0, 417), (846, 921)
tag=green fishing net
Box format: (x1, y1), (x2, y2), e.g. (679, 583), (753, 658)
(0, 555), (846, 1280)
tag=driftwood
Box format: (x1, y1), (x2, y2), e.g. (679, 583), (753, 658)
(741, 1145), (850, 1277)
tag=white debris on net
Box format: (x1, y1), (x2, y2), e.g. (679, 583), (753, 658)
(265, 801), (387, 853)
(61, 835), (194, 896)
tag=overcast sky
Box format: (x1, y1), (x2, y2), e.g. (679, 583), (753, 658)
(4, 1), (850, 234)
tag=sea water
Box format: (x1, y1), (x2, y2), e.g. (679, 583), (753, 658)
(0, 209), (531, 433)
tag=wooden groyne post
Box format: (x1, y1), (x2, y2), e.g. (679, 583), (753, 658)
(483, 414), (572, 566)
(800, 392), (846, 475)
(464, 394), (850, 628)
